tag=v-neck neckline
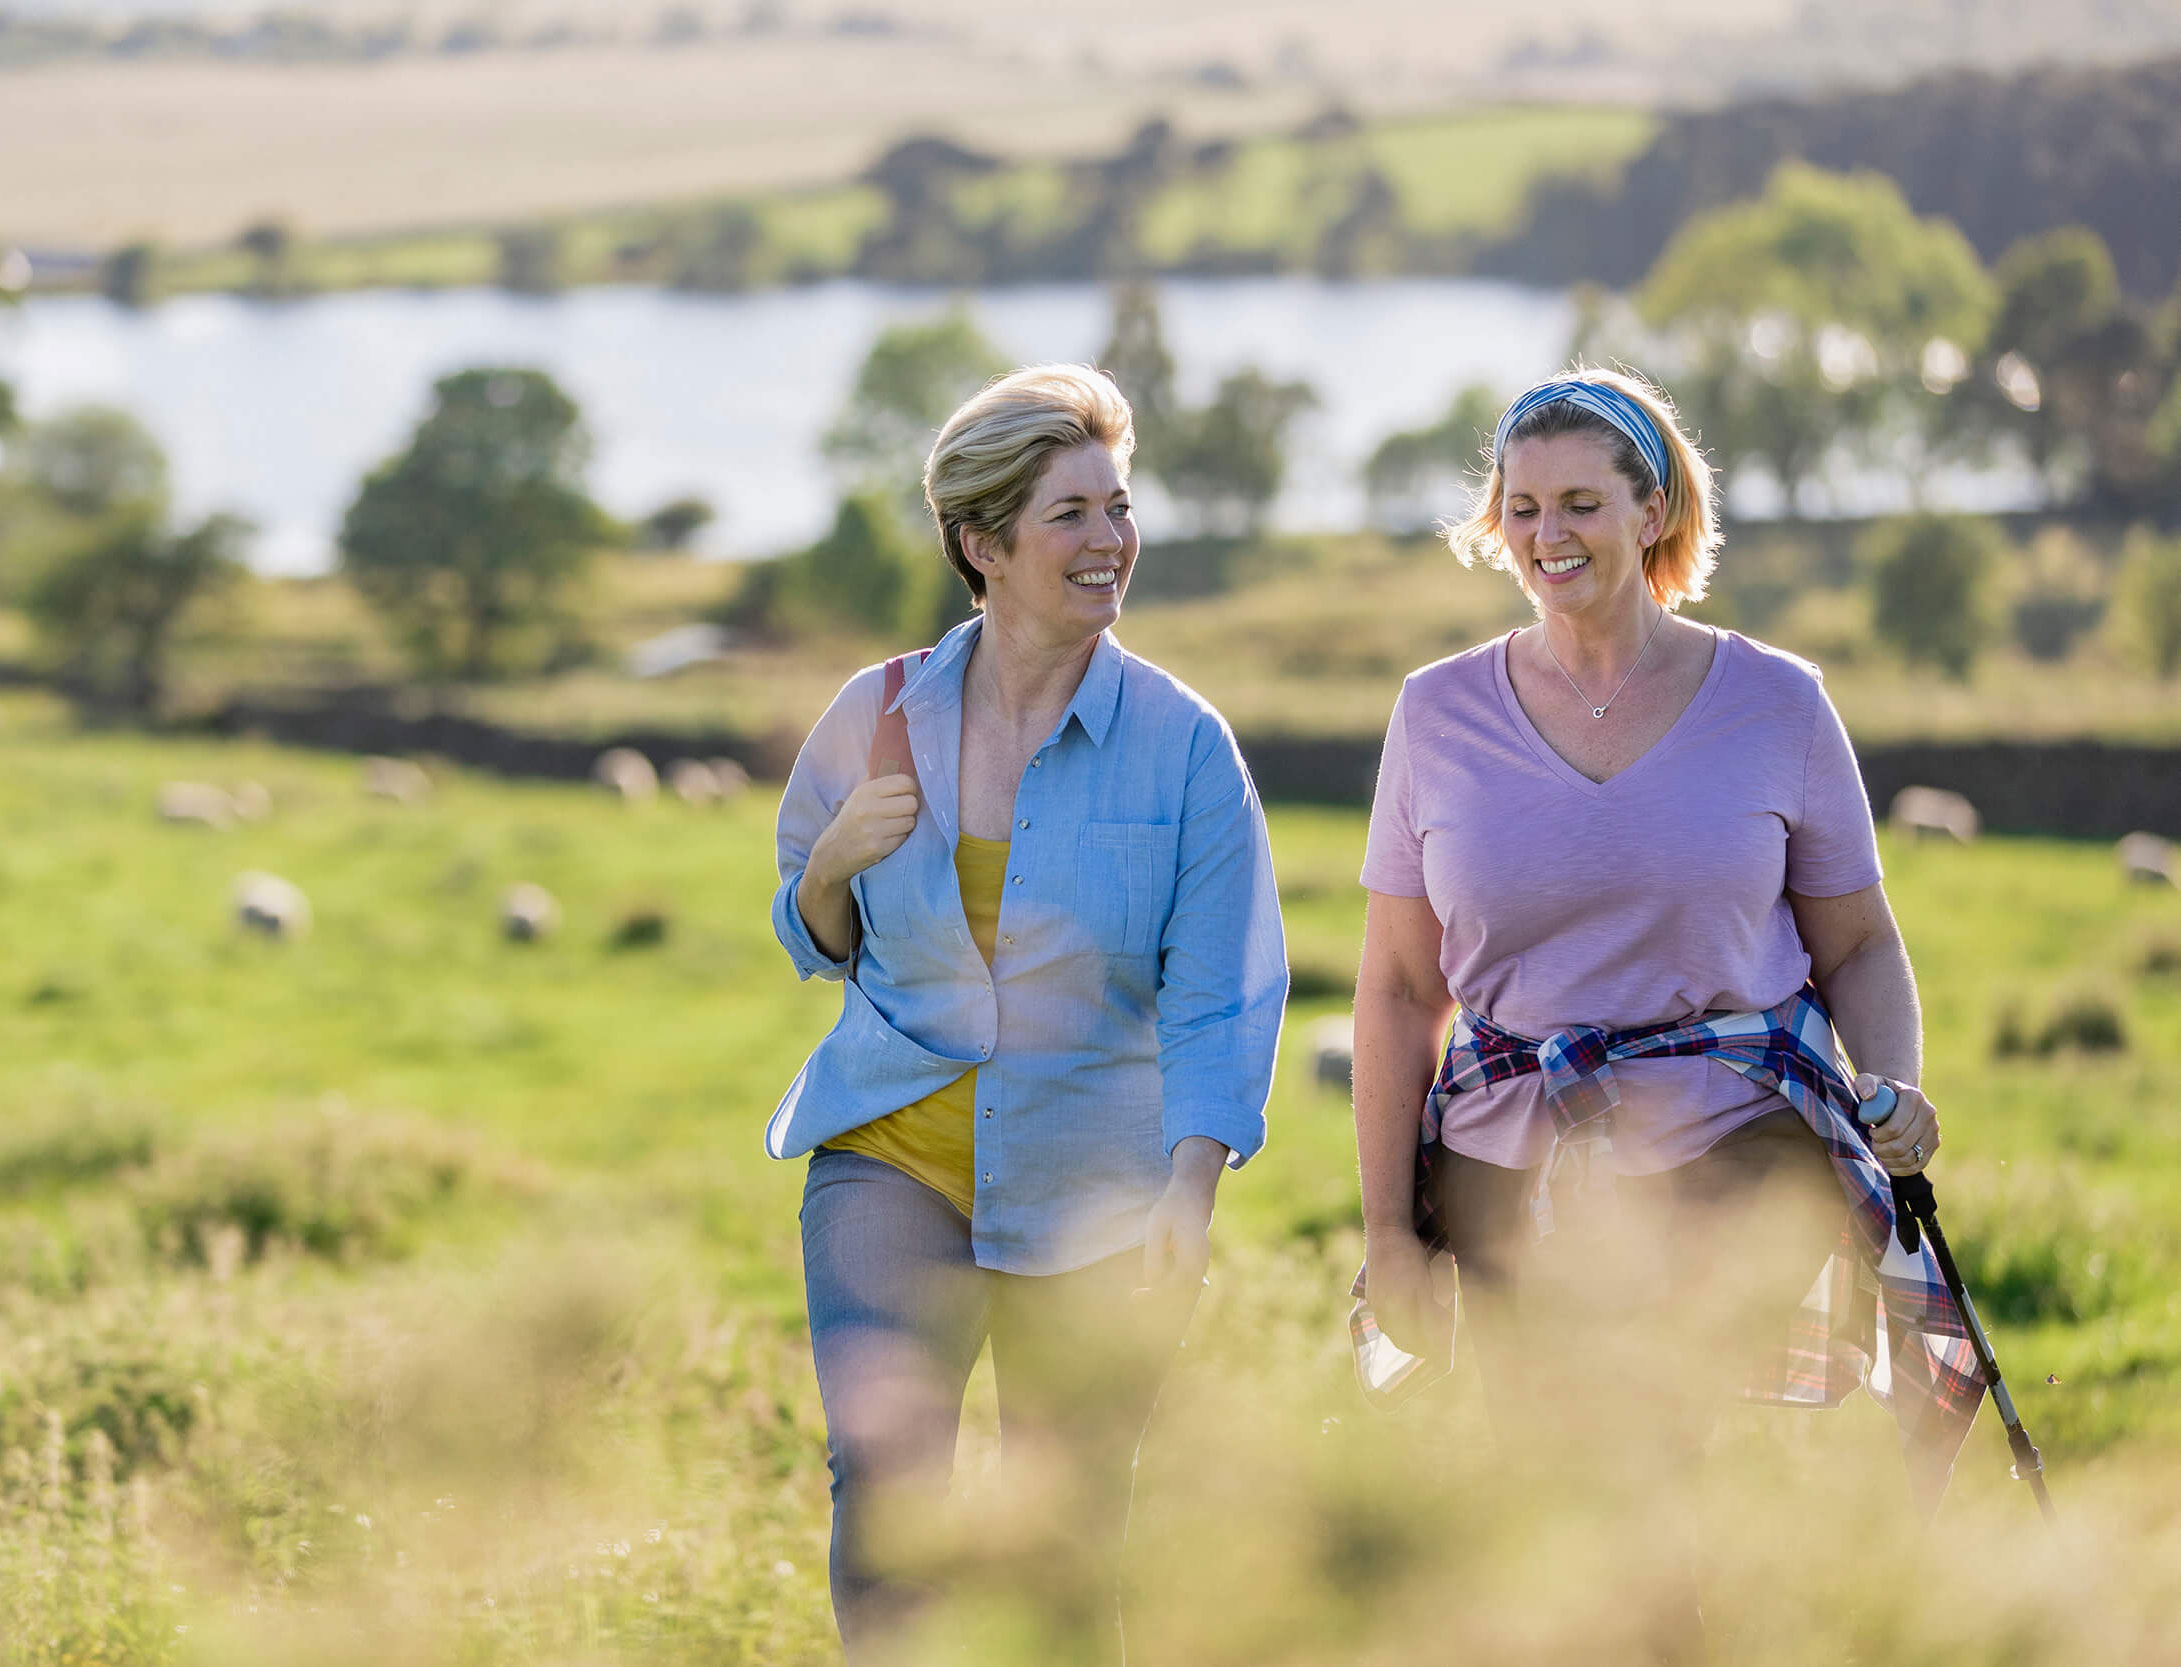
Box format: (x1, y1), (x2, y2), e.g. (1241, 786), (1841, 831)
(1493, 625), (1728, 796)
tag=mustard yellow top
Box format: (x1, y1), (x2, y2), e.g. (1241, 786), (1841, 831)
(824, 832), (1009, 1215)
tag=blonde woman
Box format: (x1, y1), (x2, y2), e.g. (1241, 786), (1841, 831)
(769, 364), (1286, 1657)
(1351, 369), (1982, 1652)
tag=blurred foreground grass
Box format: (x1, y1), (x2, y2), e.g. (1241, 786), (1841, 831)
(1, 690), (2178, 1664)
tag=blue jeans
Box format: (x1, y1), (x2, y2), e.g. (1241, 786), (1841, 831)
(800, 1149), (1194, 1661)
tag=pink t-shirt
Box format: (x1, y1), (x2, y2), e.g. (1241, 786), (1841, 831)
(1361, 628), (1883, 1174)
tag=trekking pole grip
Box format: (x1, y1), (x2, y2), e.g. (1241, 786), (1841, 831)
(1855, 1080), (1926, 1253)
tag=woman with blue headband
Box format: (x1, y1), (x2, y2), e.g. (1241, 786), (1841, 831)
(1349, 368), (1976, 1657)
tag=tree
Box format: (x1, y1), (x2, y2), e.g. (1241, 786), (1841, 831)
(1162, 369), (1317, 538)
(1099, 283), (1179, 469)
(729, 490), (957, 642)
(1638, 164), (1994, 514)
(20, 406), (169, 517)
(1363, 384), (1498, 532)
(638, 495), (717, 552)
(28, 505), (249, 713)
(100, 242), (161, 308)
(0, 378), (17, 434)
(672, 205), (763, 292)
(497, 226), (563, 295)
(237, 218), (295, 296)
(2111, 526), (2181, 680)
(822, 308), (1007, 499)
(339, 368), (609, 679)
(1862, 513), (2002, 680)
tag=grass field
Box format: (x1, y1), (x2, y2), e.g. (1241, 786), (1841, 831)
(2, 687), (2179, 1662)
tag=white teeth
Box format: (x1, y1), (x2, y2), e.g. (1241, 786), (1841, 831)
(1539, 555), (1589, 574)
(1068, 569), (1117, 586)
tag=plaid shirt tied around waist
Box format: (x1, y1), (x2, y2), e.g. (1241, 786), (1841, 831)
(1350, 984), (1983, 1476)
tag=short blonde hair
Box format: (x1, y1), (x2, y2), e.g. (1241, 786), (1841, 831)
(1449, 365), (1719, 609)
(924, 364), (1136, 601)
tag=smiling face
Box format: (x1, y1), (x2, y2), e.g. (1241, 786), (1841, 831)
(968, 441), (1138, 643)
(1498, 430), (1667, 621)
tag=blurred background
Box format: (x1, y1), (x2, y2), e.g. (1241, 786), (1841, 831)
(2, 5), (2179, 1664)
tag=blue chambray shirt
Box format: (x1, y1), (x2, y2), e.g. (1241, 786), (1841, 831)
(768, 616), (1287, 1275)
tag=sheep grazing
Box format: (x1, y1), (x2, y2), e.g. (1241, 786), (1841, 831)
(230, 780), (273, 823)
(707, 758), (751, 799)
(1889, 786), (1980, 843)
(363, 756), (432, 804)
(668, 759), (722, 804)
(2118, 831), (2174, 886)
(1311, 1015), (1356, 1095)
(502, 883), (562, 943)
(232, 871), (311, 941)
(157, 781), (237, 829)
(593, 748), (659, 802)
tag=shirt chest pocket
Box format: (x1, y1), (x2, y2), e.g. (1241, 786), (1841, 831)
(1074, 821), (1181, 958)
(853, 841), (949, 947)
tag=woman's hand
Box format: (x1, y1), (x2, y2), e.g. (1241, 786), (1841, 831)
(794, 772), (920, 961)
(807, 772), (921, 891)
(1856, 1072), (1940, 1175)
(1364, 1225), (1453, 1361)
(1141, 1137), (1226, 1290)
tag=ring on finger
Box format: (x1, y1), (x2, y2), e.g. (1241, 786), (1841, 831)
(1911, 1141), (1925, 1164)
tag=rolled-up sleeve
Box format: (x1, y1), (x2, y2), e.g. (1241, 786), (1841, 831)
(771, 670), (879, 982)
(1154, 719), (1288, 1165)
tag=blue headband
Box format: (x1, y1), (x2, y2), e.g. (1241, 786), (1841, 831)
(1492, 377), (1673, 493)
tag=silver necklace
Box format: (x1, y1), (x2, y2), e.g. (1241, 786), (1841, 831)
(1542, 606), (1667, 719)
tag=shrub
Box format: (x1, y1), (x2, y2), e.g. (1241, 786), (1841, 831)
(609, 907), (672, 950)
(2039, 988), (2129, 1053)
(132, 1113), (523, 1267)
(2111, 526), (2181, 679)
(1993, 987), (2130, 1057)
(1862, 512), (2002, 679)
(0, 1100), (158, 1196)
(0, 1415), (176, 1657)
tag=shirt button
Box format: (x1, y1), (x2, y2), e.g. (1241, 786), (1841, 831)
(982, 1171), (993, 1184)
(982, 1108), (993, 1119)
(1030, 756), (1042, 767)
(1017, 819), (1030, 830)
(1002, 934), (1014, 946)
(1011, 875), (1023, 886)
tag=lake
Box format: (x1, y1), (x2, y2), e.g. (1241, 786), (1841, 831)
(0, 277), (2040, 573)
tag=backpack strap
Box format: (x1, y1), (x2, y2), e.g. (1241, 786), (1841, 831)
(865, 649), (930, 782)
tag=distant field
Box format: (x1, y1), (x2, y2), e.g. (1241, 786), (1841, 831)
(1, 693), (2176, 1661)
(3, 0), (1689, 258)
(119, 102), (1658, 300)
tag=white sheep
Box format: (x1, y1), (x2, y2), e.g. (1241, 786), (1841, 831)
(158, 781), (236, 829)
(1889, 786), (1980, 843)
(668, 759), (721, 804)
(502, 883), (562, 943)
(232, 871), (312, 941)
(2118, 831), (2174, 886)
(363, 757), (432, 804)
(593, 748), (659, 802)
(1311, 1014), (1356, 1095)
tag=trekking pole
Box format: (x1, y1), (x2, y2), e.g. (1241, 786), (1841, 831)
(1859, 1084), (2057, 1526)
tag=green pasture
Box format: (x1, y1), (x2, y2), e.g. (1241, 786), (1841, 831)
(1136, 105), (1654, 267)
(2, 692), (2179, 1663)
(146, 105), (1653, 298)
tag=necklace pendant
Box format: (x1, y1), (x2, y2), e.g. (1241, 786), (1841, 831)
(1592, 706), (1607, 719)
